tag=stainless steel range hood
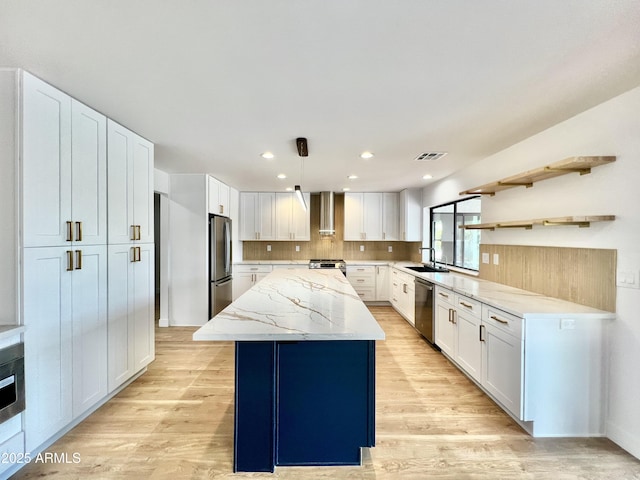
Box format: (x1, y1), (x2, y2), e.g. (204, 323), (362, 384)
(318, 191), (335, 236)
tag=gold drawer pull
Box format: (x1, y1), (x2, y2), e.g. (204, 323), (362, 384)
(66, 251), (74, 271)
(76, 221), (83, 241)
(66, 221), (74, 242)
(490, 315), (509, 325)
(75, 250), (82, 270)
(438, 292), (449, 298)
(460, 301), (473, 309)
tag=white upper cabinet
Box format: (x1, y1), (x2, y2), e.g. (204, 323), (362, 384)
(23, 73), (107, 248)
(399, 188), (422, 241)
(22, 72), (72, 247)
(208, 176), (230, 217)
(239, 192), (277, 240)
(344, 193), (364, 241)
(382, 193), (399, 240)
(344, 192), (390, 241)
(71, 100), (107, 245)
(107, 120), (154, 244)
(276, 192), (310, 240)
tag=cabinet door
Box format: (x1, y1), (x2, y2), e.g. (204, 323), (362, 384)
(481, 324), (523, 418)
(208, 176), (221, 215)
(107, 245), (135, 391)
(107, 120), (135, 244)
(258, 193), (276, 240)
(275, 192), (293, 240)
(399, 189), (422, 242)
(23, 247), (73, 452)
(132, 136), (154, 243)
(133, 244), (155, 371)
(344, 193), (364, 240)
(455, 309), (482, 382)
(22, 73), (72, 247)
(435, 296), (455, 357)
(382, 193), (399, 241)
(72, 245), (108, 417)
(71, 100), (107, 246)
(362, 193), (383, 240)
(239, 192), (258, 240)
(233, 272), (255, 300)
(219, 181), (230, 216)
(375, 266), (390, 301)
(291, 192), (310, 240)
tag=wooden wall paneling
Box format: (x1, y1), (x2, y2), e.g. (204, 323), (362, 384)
(479, 244), (616, 312)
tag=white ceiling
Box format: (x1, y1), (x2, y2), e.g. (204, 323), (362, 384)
(2, 1), (640, 193)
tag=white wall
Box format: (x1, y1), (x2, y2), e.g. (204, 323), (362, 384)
(422, 85), (640, 459)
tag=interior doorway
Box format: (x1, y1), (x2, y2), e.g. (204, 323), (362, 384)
(154, 192), (169, 327)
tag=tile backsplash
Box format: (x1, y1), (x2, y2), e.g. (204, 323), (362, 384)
(242, 193), (422, 262)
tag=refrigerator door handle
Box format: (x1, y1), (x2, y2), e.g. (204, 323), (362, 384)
(224, 220), (231, 275)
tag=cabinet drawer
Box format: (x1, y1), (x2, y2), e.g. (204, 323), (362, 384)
(235, 264), (272, 273)
(348, 274), (375, 288)
(482, 305), (523, 339)
(353, 286), (376, 302)
(456, 295), (481, 318)
(435, 287), (455, 305)
(347, 265), (376, 275)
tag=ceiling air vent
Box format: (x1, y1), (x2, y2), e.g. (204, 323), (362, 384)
(414, 152), (447, 161)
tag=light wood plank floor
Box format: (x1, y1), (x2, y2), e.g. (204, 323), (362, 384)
(13, 306), (640, 479)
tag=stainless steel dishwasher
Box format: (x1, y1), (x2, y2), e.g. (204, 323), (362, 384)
(415, 278), (436, 345)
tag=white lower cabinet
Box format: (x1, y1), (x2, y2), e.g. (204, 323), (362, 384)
(23, 245), (107, 452)
(481, 319), (522, 418)
(107, 244), (155, 393)
(375, 265), (390, 301)
(233, 265), (272, 300)
(390, 268), (415, 325)
(434, 287), (456, 357)
(347, 265), (376, 301)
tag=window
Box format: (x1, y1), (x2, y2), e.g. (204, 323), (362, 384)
(428, 196), (481, 271)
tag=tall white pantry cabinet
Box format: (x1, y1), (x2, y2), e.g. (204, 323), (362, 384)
(0, 69), (155, 458)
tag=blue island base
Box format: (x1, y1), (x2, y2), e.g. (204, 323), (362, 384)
(234, 340), (376, 472)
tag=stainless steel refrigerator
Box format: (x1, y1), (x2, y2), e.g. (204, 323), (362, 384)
(210, 214), (233, 318)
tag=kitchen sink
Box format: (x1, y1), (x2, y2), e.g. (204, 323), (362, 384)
(406, 265), (449, 273)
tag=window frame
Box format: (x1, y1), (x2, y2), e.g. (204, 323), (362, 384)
(428, 195), (481, 272)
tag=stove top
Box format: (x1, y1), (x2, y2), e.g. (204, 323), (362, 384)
(309, 259), (344, 263)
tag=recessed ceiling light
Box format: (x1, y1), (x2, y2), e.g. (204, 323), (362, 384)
(343, 187), (351, 191)
(285, 187), (293, 191)
(360, 151), (374, 159)
(422, 174), (433, 180)
(277, 173), (287, 179)
(348, 175), (358, 180)
(261, 152), (274, 159)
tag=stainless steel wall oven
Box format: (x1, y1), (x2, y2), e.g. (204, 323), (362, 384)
(0, 343), (25, 423)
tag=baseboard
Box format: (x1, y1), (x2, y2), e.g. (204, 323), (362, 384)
(158, 317), (169, 327)
(607, 419), (640, 460)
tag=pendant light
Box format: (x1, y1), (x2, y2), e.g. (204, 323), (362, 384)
(295, 137), (308, 211)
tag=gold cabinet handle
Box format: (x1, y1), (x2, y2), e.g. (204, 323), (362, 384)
(66, 250), (74, 271)
(136, 225), (142, 240)
(219, 204), (224, 214)
(448, 308), (453, 323)
(490, 315), (509, 325)
(131, 225), (136, 241)
(357, 279), (365, 282)
(460, 301), (473, 309)
(75, 222), (83, 242)
(479, 324), (486, 342)
(452, 310), (457, 325)
(439, 292), (449, 298)
(130, 247), (136, 263)
(75, 250), (82, 270)
(66, 221), (74, 242)
(137, 246), (141, 262)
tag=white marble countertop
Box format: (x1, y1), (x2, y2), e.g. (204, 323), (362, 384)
(234, 260), (310, 265)
(193, 268), (386, 341)
(391, 262), (615, 319)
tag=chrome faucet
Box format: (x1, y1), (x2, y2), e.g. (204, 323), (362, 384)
(419, 247), (438, 269)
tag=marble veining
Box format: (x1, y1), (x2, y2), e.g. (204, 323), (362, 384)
(193, 269), (386, 341)
(393, 262), (614, 319)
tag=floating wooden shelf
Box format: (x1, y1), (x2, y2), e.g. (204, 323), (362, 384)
(459, 156), (616, 196)
(460, 215), (615, 231)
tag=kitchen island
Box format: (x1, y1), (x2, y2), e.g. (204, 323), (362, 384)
(193, 268), (385, 472)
